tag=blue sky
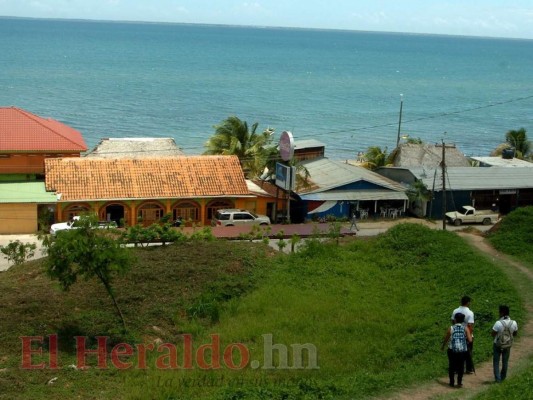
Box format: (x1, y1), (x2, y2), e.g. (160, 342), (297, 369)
(1, 0), (533, 39)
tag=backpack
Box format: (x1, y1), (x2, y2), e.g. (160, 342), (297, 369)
(450, 325), (467, 353)
(496, 319), (514, 349)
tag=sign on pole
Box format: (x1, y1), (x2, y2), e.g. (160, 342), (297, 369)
(279, 131), (295, 162)
(275, 162), (296, 191)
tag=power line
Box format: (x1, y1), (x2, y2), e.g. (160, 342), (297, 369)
(74, 93), (533, 156)
(302, 94), (533, 139)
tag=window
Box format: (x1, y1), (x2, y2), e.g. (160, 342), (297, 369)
(173, 201), (200, 221)
(138, 203), (164, 224)
(234, 213), (254, 221)
(215, 212), (230, 221)
(63, 204), (91, 221)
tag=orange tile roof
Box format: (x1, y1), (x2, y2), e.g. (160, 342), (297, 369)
(45, 156), (249, 201)
(0, 107), (87, 152)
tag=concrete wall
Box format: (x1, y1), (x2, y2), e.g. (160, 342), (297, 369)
(0, 203), (37, 234)
(0, 153), (80, 174)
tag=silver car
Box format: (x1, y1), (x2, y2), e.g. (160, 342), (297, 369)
(213, 209), (271, 227)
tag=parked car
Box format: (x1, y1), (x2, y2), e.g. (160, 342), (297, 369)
(50, 216), (118, 235)
(445, 205), (499, 226)
(213, 209), (271, 227)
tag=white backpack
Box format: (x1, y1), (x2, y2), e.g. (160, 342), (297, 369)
(496, 319), (514, 349)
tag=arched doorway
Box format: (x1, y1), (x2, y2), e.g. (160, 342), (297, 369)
(137, 202), (165, 226)
(62, 203), (91, 222)
(205, 200), (234, 225)
(172, 201), (200, 225)
(100, 202), (129, 226)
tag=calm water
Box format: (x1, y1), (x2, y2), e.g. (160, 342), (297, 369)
(1, 17), (533, 159)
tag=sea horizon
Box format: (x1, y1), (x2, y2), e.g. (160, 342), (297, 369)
(2, 15), (533, 42)
(1, 17), (532, 159)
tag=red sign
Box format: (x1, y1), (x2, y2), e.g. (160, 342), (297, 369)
(279, 131), (295, 161)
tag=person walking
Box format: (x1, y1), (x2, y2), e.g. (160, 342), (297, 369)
(492, 305), (518, 383)
(350, 211), (360, 232)
(451, 296), (475, 373)
(442, 312), (473, 388)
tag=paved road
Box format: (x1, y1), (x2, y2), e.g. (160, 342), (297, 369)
(0, 218), (492, 272)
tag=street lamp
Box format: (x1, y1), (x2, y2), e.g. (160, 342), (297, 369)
(396, 94), (404, 147)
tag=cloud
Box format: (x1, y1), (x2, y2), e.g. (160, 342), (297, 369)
(350, 11), (390, 25)
(242, 2), (262, 10)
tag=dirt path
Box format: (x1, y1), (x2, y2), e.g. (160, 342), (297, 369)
(377, 233), (533, 400)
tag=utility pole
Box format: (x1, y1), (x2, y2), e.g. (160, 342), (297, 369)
(441, 139), (447, 230)
(436, 139), (458, 230)
(396, 94), (404, 147)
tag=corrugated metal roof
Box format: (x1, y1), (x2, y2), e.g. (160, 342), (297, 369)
(0, 181), (57, 203)
(246, 180), (273, 197)
(294, 139), (325, 149)
(415, 167), (533, 191)
(300, 190), (408, 201)
(470, 157), (533, 168)
(298, 158), (406, 194)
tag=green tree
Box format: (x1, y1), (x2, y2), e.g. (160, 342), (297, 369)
(490, 143), (512, 157)
(42, 215), (133, 331)
(287, 157), (312, 191)
(505, 128), (530, 159)
(363, 146), (390, 170)
(406, 180), (432, 216)
(204, 116), (276, 178)
(0, 240), (37, 266)
(406, 137), (423, 144)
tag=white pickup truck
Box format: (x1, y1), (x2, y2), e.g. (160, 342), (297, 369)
(445, 205), (499, 226)
(50, 216), (117, 235)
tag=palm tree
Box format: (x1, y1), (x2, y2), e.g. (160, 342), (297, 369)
(406, 180), (431, 217)
(288, 158), (312, 191)
(505, 128), (530, 159)
(204, 116), (276, 178)
(362, 146), (389, 170)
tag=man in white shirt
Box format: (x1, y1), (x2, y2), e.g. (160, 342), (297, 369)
(491, 305), (518, 383)
(451, 296), (475, 373)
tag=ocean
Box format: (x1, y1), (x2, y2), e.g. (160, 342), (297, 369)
(1, 17), (533, 159)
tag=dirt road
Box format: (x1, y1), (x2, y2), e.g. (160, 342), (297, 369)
(377, 233), (533, 400)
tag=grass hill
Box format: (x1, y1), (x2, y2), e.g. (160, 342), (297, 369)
(0, 223), (525, 399)
(488, 206), (533, 267)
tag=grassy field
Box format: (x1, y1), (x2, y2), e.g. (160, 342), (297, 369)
(470, 207), (533, 400)
(0, 223), (525, 399)
(473, 355), (533, 400)
(487, 206), (533, 267)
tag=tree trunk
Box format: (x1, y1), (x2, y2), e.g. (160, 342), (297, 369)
(99, 275), (127, 332)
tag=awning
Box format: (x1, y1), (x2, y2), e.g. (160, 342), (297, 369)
(300, 190), (408, 202)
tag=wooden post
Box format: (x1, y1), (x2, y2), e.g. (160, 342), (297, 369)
(441, 139), (447, 231)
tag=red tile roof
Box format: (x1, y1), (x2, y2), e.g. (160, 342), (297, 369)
(0, 107), (87, 152)
(45, 156), (250, 201)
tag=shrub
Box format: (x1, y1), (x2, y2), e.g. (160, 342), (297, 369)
(0, 240), (37, 266)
